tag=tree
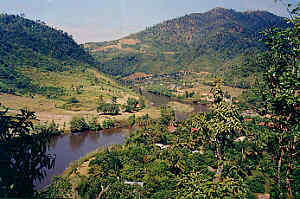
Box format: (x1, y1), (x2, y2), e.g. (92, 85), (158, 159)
(125, 98), (138, 113)
(97, 103), (120, 115)
(70, 116), (89, 133)
(207, 78), (245, 182)
(0, 105), (55, 197)
(160, 105), (176, 125)
(254, 3), (300, 198)
(177, 172), (249, 198)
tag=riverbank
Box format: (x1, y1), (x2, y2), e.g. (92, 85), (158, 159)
(0, 93), (161, 132)
(1, 91), (203, 133)
(35, 91), (208, 190)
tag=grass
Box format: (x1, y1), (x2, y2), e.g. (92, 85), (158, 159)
(0, 65), (164, 131)
(0, 66), (142, 130)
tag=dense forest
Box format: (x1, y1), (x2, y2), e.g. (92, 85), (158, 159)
(0, 14), (98, 94)
(86, 8), (288, 88)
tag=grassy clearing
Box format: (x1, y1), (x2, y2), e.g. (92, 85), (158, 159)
(0, 66), (148, 130)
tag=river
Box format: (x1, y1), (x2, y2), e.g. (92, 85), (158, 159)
(35, 92), (208, 190)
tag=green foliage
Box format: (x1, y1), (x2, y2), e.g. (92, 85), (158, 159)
(147, 85), (175, 97)
(177, 172), (249, 198)
(125, 98), (138, 113)
(160, 106), (175, 125)
(43, 176), (73, 198)
(0, 14), (97, 94)
(70, 116), (89, 133)
(136, 114), (152, 127)
(0, 106), (55, 197)
(128, 114), (136, 127)
(102, 119), (114, 129)
(98, 54), (140, 77)
(34, 120), (63, 135)
(87, 117), (101, 131)
(97, 103), (120, 115)
(252, 3), (300, 197)
(88, 9), (287, 80)
(248, 175), (265, 193)
(138, 97), (146, 109)
(112, 96), (117, 104)
(184, 91), (195, 98)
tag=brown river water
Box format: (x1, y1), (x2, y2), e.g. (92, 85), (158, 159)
(35, 92), (208, 190)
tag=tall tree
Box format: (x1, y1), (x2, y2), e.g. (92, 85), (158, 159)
(207, 78), (245, 182)
(255, 2), (300, 198)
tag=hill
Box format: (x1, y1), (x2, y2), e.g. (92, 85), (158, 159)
(86, 8), (288, 86)
(0, 14), (140, 127)
(0, 13), (97, 94)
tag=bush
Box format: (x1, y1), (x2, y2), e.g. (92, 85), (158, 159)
(97, 103), (120, 115)
(128, 114), (136, 127)
(45, 176), (72, 198)
(125, 98), (138, 112)
(102, 119), (114, 129)
(35, 120), (62, 135)
(248, 175), (265, 193)
(87, 117), (101, 131)
(70, 117), (89, 133)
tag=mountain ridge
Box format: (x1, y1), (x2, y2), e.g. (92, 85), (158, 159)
(86, 7), (288, 82)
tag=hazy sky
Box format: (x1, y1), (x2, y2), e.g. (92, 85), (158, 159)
(0, 0), (297, 43)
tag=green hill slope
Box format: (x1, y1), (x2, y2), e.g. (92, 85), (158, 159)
(0, 14), (138, 122)
(0, 14), (98, 94)
(86, 8), (288, 81)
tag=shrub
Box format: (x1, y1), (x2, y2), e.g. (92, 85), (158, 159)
(125, 98), (138, 112)
(102, 119), (114, 129)
(87, 117), (101, 131)
(128, 114), (136, 127)
(70, 116), (89, 133)
(97, 103), (120, 115)
(35, 120), (62, 135)
(45, 176), (72, 198)
(248, 175), (265, 193)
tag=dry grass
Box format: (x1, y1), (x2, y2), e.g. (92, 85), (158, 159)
(0, 67), (143, 129)
(0, 92), (161, 130)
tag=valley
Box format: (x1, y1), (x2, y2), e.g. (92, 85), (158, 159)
(0, 4), (299, 199)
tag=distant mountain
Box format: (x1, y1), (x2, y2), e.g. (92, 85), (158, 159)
(0, 14), (98, 93)
(86, 8), (288, 83)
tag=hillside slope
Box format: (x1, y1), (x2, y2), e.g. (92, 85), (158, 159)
(0, 14), (140, 127)
(0, 14), (98, 94)
(86, 8), (287, 79)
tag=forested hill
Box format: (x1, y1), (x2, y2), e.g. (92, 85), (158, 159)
(133, 7), (286, 52)
(86, 8), (288, 77)
(0, 14), (98, 93)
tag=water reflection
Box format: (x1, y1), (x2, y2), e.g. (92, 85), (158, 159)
(35, 129), (131, 190)
(69, 133), (87, 151)
(143, 91), (209, 120)
(36, 93), (207, 190)
(87, 131), (100, 144)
